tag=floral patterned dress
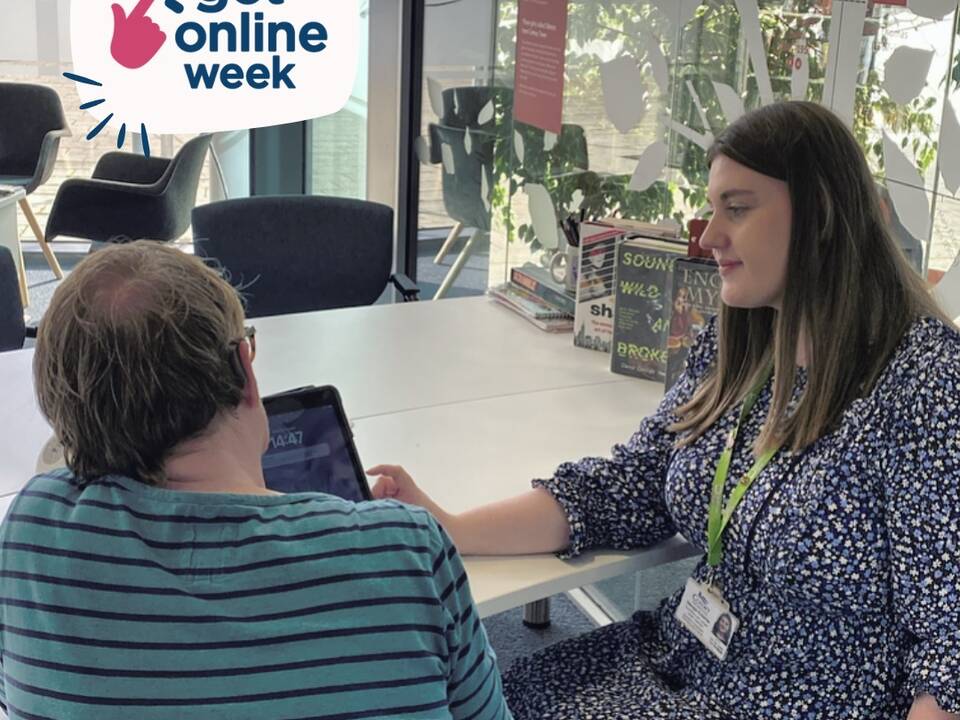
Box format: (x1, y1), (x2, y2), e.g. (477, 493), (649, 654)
(502, 317), (960, 720)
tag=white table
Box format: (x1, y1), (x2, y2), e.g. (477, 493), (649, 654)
(0, 296), (697, 617)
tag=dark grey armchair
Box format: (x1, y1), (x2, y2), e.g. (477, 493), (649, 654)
(44, 134), (211, 244)
(192, 196), (419, 318)
(0, 82), (70, 278)
(0, 246), (27, 351)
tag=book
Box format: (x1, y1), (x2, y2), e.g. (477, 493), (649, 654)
(509, 263), (576, 315)
(610, 238), (686, 380)
(599, 216), (682, 242)
(488, 283), (574, 333)
(573, 222), (621, 352)
(664, 257), (722, 390)
(686, 218), (712, 259)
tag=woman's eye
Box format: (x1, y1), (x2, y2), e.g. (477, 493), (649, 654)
(727, 206), (748, 218)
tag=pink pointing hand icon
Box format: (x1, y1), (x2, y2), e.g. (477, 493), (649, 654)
(111, 0), (167, 69)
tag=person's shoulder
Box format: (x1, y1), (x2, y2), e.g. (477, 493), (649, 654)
(880, 315), (960, 420)
(11, 468), (85, 512)
(335, 498), (445, 545)
(890, 315), (960, 383)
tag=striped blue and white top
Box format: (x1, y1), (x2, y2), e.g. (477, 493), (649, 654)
(0, 470), (511, 720)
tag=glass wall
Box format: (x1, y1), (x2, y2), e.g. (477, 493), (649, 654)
(412, 0), (960, 305)
(309, 0), (370, 200)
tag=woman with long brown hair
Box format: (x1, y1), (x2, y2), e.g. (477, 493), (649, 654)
(369, 102), (960, 719)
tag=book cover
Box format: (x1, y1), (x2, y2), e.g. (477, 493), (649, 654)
(610, 238), (685, 380)
(574, 222), (621, 353)
(488, 283), (572, 320)
(664, 257), (722, 390)
(490, 296), (574, 332)
(510, 263), (576, 315)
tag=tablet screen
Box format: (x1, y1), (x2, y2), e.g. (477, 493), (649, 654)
(262, 396), (368, 501)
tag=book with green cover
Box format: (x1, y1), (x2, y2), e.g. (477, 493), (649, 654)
(610, 237), (685, 381)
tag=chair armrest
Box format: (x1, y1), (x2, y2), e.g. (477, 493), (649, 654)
(390, 273), (420, 302)
(92, 152), (171, 185)
(23, 130), (69, 193)
(45, 178), (171, 242)
(57, 176), (161, 197)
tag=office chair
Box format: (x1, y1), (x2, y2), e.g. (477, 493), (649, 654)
(0, 82), (70, 278)
(192, 196), (419, 318)
(44, 134), (211, 244)
(0, 246), (27, 351)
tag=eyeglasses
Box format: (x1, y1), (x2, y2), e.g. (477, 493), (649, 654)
(229, 326), (256, 376)
(228, 326), (256, 384)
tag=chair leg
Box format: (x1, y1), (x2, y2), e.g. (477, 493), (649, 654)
(434, 221), (464, 264)
(434, 228), (484, 300)
(12, 237), (28, 310)
(19, 198), (63, 280)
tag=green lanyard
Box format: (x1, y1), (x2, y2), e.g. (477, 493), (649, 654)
(706, 364), (782, 568)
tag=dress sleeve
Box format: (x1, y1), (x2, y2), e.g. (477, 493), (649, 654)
(424, 515), (512, 720)
(533, 318), (718, 559)
(885, 343), (960, 715)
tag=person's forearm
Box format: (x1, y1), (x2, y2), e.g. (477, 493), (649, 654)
(908, 693), (958, 720)
(438, 488), (571, 555)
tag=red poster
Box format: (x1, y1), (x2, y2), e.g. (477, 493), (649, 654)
(513, 0), (568, 134)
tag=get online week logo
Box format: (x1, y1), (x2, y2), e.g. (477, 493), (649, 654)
(68, 0), (359, 145)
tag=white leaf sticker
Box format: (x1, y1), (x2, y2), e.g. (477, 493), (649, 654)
(882, 46), (934, 105)
(600, 55), (648, 133)
(712, 82), (745, 124)
(441, 143), (455, 174)
(907, 0), (958, 19)
(514, 129), (525, 165)
(883, 132), (930, 240)
(477, 100), (494, 125)
(628, 140), (668, 192)
(940, 97), (960, 195)
(525, 183), (561, 250)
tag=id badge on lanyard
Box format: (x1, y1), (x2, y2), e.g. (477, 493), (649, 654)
(675, 364), (780, 661)
(675, 577), (739, 661)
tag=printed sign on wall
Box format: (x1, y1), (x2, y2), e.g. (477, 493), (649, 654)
(68, 0), (359, 141)
(513, 0), (568, 134)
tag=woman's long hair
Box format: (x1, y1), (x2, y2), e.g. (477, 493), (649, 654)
(671, 101), (951, 453)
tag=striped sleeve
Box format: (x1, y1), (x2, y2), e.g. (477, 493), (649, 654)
(424, 516), (511, 720)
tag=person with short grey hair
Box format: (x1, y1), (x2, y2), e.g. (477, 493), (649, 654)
(1, 241), (511, 720)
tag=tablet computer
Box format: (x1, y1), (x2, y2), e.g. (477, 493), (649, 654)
(261, 385), (371, 501)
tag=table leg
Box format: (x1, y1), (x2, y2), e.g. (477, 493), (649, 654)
(522, 598), (551, 629)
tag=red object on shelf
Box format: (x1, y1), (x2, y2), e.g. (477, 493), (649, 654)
(686, 218), (711, 259)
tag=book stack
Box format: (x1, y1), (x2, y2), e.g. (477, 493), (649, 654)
(488, 263), (576, 333)
(575, 219), (684, 356)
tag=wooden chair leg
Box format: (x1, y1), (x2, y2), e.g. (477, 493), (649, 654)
(434, 228), (484, 300)
(19, 198), (63, 280)
(434, 221), (464, 264)
(14, 240), (28, 309)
